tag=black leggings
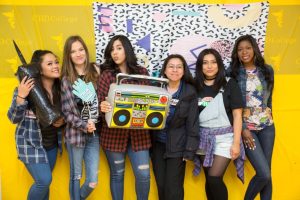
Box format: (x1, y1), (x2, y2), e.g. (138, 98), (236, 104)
(200, 155), (231, 200)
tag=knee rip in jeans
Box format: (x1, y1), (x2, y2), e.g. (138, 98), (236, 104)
(114, 159), (125, 173)
(114, 159), (124, 164)
(116, 168), (125, 173)
(138, 164), (149, 170)
(89, 182), (97, 188)
(73, 174), (82, 180)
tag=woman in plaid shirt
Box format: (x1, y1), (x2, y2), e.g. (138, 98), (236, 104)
(99, 35), (151, 200)
(61, 35), (100, 200)
(7, 50), (65, 200)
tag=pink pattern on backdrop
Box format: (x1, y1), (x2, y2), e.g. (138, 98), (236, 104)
(170, 35), (217, 68)
(100, 17), (113, 24)
(102, 26), (113, 33)
(222, 4), (244, 10)
(100, 8), (113, 16)
(153, 12), (167, 22)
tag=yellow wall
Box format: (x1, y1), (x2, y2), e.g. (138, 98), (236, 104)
(0, 0), (300, 199)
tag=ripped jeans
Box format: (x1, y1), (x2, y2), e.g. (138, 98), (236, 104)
(66, 134), (100, 200)
(105, 144), (150, 200)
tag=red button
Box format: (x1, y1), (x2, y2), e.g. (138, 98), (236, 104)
(160, 96), (168, 104)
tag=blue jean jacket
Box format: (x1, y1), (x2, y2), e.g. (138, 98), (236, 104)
(227, 65), (274, 130)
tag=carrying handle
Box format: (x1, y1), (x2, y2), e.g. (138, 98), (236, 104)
(116, 73), (169, 88)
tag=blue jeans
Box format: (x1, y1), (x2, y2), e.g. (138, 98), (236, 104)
(47, 147), (58, 171)
(66, 134), (100, 200)
(24, 147), (58, 200)
(105, 144), (150, 200)
(244, 124), (275, 200)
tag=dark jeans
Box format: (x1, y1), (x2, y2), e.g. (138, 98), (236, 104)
(24, 147), (57, 200)
(244, 124), (275, 200)
(151, 141), (186, 200)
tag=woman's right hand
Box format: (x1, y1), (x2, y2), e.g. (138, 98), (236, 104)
(17, 76), (34, 102)
(100, 99), (112, 113)
(242, 129), (256, 150)
(53, 117), (65, 127)
(87, 119), (96, 133)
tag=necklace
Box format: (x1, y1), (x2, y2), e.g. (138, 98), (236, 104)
(204, 76), (216, 81)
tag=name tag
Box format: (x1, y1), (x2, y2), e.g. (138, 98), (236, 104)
(170, 98), (179, 106)
(198, 98), (203, 106)
(198, 97), (212, 106)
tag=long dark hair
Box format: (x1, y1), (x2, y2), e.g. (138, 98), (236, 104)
(160, 54), (194, 85)
(101, 35), (141, 74)
(61, 35), (98, 86)
(31, 50), (61, 105)
(230, 34), (273, 90)
(195, 48), (227, 92)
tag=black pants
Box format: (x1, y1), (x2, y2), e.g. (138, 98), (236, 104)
(151, 141), (186, 200)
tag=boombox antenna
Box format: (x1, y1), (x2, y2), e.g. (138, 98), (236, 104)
(13, 40), (27, 65)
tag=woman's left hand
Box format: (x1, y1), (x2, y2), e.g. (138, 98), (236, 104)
(53, 117), (65, 127)
(230, 143), (240, 160)
(100, 98), (112, 113)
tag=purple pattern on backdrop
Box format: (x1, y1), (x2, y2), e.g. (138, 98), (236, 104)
(127, 19), (133, 33)
(188, 44), (207, 69)
(136, 34), (151, 52)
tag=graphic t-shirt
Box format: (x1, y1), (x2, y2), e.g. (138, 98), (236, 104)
(74, 75), (100, 134)
(244, 68), (273, 130)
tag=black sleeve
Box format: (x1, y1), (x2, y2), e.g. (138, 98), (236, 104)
(228, 79), (244, 110)
(183, 85), (200, 161)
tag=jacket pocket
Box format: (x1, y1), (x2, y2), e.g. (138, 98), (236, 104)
(170, 129), (186, 151)
(178, 102), (189, 118)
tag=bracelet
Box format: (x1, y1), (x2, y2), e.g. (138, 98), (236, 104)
(17, 95), (26, 99)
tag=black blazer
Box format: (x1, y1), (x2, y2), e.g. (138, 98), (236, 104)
(151, 82), (200, 160)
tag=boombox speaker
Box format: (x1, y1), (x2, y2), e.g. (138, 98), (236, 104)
(105, 73), (171, 129)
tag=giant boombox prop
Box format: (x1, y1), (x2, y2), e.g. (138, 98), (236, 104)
(105, 73), (171, 129)
(13, 41), (62, 127)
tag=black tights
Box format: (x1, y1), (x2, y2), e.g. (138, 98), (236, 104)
(200, 155), (231, 200)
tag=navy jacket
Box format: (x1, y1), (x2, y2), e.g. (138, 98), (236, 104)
(151, 82), (200, 160)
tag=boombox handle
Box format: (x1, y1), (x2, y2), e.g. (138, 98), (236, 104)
(116, 73), (169, 88)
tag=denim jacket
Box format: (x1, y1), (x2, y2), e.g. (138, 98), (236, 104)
(227, 65), (274, 130)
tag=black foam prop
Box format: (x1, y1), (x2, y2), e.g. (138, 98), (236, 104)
(17, 63), (62, 127)
(13, 41), (62, 127)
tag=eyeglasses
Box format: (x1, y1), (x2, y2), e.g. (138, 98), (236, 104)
(166, 65), (184, 70)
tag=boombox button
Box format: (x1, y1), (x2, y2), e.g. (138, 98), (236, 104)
(159, 96), (168, 104)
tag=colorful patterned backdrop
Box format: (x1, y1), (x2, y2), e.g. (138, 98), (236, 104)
(93, 2), (269, 76)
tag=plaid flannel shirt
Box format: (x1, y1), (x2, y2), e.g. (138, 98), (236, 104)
(61, 76), (89, 147)
(97, 67), (151, 152)
(7, 88), (63, 164)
